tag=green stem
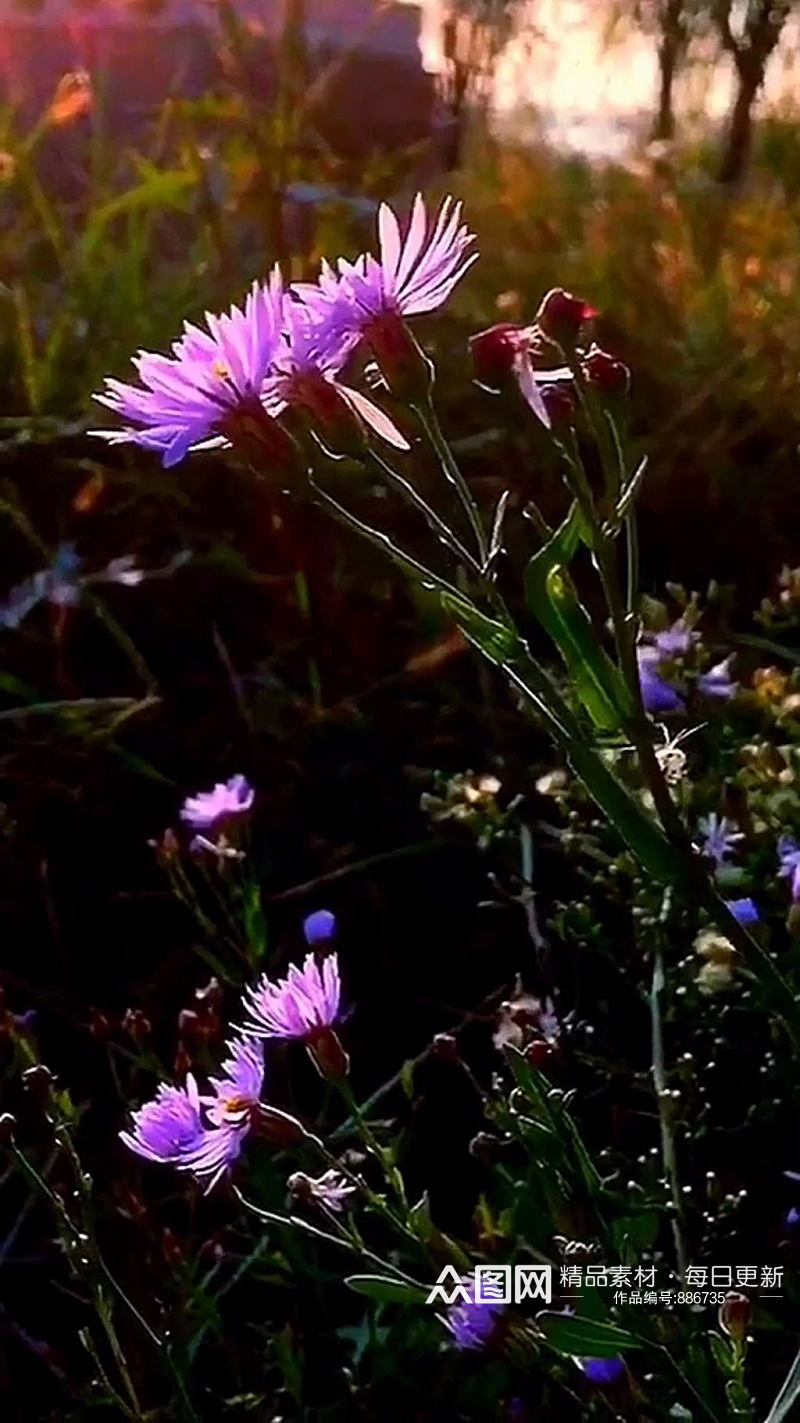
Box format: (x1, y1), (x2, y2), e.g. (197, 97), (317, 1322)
(413, 398), (488, 564)
(650, 890), (688, 1282)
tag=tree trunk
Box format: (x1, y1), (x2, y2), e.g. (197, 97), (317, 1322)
(717, 65), (762, 185)
(652, 36), (679, 141)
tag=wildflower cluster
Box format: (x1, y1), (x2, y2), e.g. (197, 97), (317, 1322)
(120, 907), (344, 1192)
(93, 195), (476, 467)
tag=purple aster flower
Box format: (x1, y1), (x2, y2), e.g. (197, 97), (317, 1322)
(296, 193), (477, 391)
(785, 1206), (800, 1231)
(180, 1036), (265, 1192)
(120, 1081), (204, 1165)
(778, 835), (800, 901)
(92, 271), (287, 468)
(698, 655), (737, 700)
(263, 294), (408, 451)
(180, 774), (254, 832)
(697, 813), (743, 866)
(287, 1167), (356, 1212)
(241, 951), (340, 1041)
(303, 909), (337, 946)
(725, 897), (759, 926)
(446, 1275), (504, 1351)
(580, 1356), (625, 1385)
(637, 645), (685, 714)
(653, 620), (697, 657)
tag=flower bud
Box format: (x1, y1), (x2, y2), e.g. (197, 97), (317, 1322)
(88, 1007), (111, 1042)
(307, 1026), (350, 1081)
(0, 1113), (16, 1146)
(536, 288), (598, 348)
(363, 312), (433, 401)
(581, 344), (630, 397)
(220, 400), (300, 477)
(303, 910), (337, 947)
(469, 323), (520, 390)
(469, 1131), (500, 1162)
(525, 1039), (554, 1070)
(432, 1032), (460, 1061)
(538, 382), (575, 430)
(122, 1008), (151, 1046)
(253, 1104), (308, 1148)
(718, 1290), (751, 1342)
(22, 1064), (54, 1104)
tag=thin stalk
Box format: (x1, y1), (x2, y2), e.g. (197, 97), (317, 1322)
(413, 398), (488, 564)
(650, 891), (688, 1281)
(365, 446), (481, 573)
(335, 1077), (408, 1211)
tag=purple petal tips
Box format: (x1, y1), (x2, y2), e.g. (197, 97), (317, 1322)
(240, 950), (341, 1041)
(93, 271), (284, 467)
(180, 774), (255, 832)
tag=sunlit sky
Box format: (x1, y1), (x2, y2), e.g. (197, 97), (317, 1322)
(3, 0), (800, 158)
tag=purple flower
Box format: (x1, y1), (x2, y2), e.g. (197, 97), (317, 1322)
(725, 897), (759, 926)
(180, 774), (254, 832)
(241, 951), (340, 1041)
(581, 1356), (625, 1385)
(120, 1081), (204, 1165)
(446, 1275), (504, 1351)
(786, 1206), (800, 1231)
(263, 294), (408, 450)
(288, 1167), (356, 1212)
(698, 655), (737, 700)
(653, 620), (697, 657)
(296, 193), (477, 389)
(637, 645), (685, 714)
(181, 1036), (265, 1191)
(778, 835), (800, 901)
(303, 909), (337, 946)
(92, 272), (284, 467)
(343, 192), (476, 322)
(697, 813), (743, 866)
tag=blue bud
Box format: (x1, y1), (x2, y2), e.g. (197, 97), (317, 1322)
(303, 909), (337, 946)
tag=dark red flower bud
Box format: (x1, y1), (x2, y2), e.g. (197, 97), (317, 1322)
(363, 311), (433, 400)
(719, 1291), (751, 1342)
(23, 1064), (55, 1104)
(122, 1008), (151, 1046)
(526, 1039), (554, 1070)
(177, 1008), (202, 1041)
(253, 1104), (309, 1148)
(536, 288), (598, 347)
(432, 1032), (460, 1061)
(0, 1113), (17, 1146)
(469, 323), (521, 390)
(221, 399), (300, 477)
(469, 1131), (500, 1162)
(538, 382), (576, 430)
(581, 345), (630, 397)
(88, 1007), (111, 1042)
(307, 1026), (350, 1081)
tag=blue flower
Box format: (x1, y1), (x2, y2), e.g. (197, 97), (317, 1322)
(698, 656), (737, 700)
(778, 836), (800, 901)
(637, 645), (684, 714)
(697, 813), (743, 867)
(580, 1356), (625, 1384)
(725, 897), (759, 926)
(446, 1278), (504, 1351)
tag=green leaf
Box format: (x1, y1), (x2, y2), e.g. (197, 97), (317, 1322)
(439, 591), (519, 665)
(524, 503), (632, 731)
(344, 1275), (428, 1305)
(567, 741), (684, 882)
(536, 1311), (643, 1358)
